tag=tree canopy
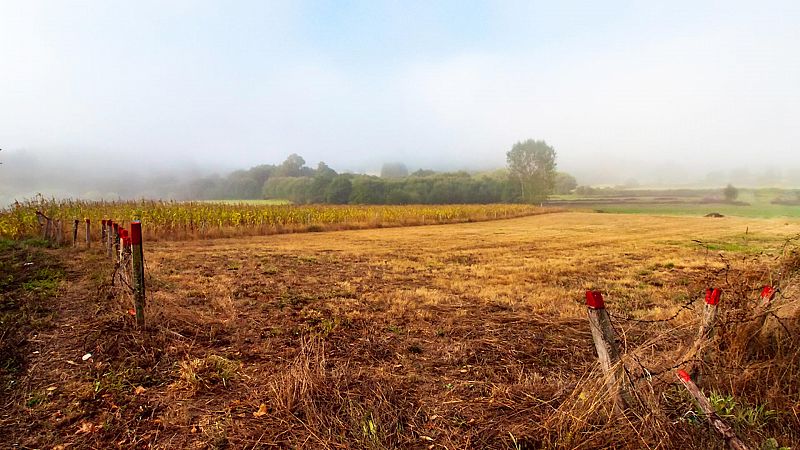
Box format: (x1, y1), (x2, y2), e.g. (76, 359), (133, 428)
(182, 144), (569, 205)
(506, 139), (557, 203)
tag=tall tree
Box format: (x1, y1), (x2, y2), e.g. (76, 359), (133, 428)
(277, 153), (307, 177)
(380, 162), (409, 179)
(506, 139), (557, 203)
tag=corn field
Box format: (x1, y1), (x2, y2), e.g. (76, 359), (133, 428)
(0, 197), (553, 241)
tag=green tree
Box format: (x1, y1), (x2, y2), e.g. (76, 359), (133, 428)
(309, 162), (337, 202)
(506, 139), (557, 203)
(325, 175), (352, 204)
(349, 177), (386, 204)
(723, 183), (739, 201)
(553, 172), (578, 195)
(276, 154), (307, 177)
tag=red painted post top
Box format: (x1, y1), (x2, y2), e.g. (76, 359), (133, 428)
(102, 219), (107, 226)
(130, 221), (142, 245)
(85, 218), (90, 223)
(113, 222), (119, 232)
(120, 229), (128, 239)
(705, 288), (721, 306)
(123, 236), (131, 247)
(677, 369), (691, 383)
(760, 285), (774, 300)
(585, 290), (605, 309)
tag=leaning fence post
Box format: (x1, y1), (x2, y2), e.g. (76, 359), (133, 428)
(686, 288), (721, 379)
(85, 218), (91, 248)
(586, 290), (632, 412)
(130, 221), (146, 328)
(72, 219), (79, 247)
(676, 370), (749, 450)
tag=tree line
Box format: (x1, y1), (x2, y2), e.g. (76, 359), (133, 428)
(183, 140), (576, 204)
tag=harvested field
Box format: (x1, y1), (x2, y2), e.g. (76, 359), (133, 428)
(3, 212), (800, 449)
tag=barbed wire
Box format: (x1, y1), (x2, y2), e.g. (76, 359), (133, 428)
(608, 296), (699, 324)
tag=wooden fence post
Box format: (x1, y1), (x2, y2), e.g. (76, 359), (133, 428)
(85, 218), (91, 248)
(36, 211), (49, 240)
(72, 219), (79, 247)
(741, 285), (777, 357)
(586, 290), (632, 412)
(113, 223), (120, 263)
(686, 288), (721, 379)
(107, 221), (114, 258)
(55, 220), (63, 246)
(698, 288), (721, 340)
(676, 370), (749, 450)
(101, 219), (107, 247)
(130, 221), (146, 328)
(119, 228), (128, 263)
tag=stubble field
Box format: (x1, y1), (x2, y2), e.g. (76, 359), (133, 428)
(3, 211), (800, 449)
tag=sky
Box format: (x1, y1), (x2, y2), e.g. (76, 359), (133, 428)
(1, 0), (799, 187)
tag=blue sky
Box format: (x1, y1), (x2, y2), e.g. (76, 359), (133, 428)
(1, 0), (799, 184)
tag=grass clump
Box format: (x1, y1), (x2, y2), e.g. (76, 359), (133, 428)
(177, 355), (240, 392)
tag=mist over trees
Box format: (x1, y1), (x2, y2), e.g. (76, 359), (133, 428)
(183, 141), (565, 205)
(0, 141), (572, 206)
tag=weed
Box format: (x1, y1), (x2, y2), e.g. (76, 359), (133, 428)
(177, 355), (240, 392)
(708, 392), (777, 429)
(25, 390), (48, 408)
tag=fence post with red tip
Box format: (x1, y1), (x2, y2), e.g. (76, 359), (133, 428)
(698, 288), (721, 341)
(130, 221), (146, 328)
(586, 290), (631, 412)
(676, 370), (749, 450)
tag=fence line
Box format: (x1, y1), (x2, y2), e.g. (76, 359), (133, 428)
(35, 211), (147, 328)
(582, 284), (789, 450)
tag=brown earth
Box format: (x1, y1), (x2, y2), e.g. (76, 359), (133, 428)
(2, 212), (800, 449)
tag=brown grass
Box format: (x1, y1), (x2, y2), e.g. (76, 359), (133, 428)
(2, 212), (800, 448)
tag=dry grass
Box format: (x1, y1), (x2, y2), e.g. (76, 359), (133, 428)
(3, 212), (800, 448)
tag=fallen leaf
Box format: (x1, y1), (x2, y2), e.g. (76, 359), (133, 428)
(81, 353), (92, 361)
(253, 403), (268, 417)
(76, 421), (96, 434)
(46, 386), (57, 391)
(134, 386), (146, 395)
(420, 435), (434, 442)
